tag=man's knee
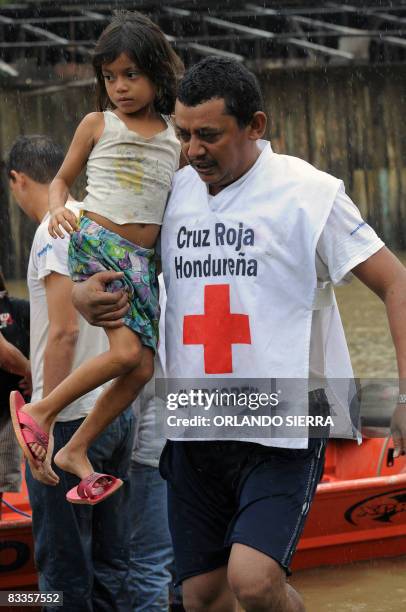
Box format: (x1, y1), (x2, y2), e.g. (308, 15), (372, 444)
(228, 572), (304, 612)
(183, 582), (223, 611)
(182, 568), (232, 612)
(228, 545), (300, 612)
(228, 571), (275, 610)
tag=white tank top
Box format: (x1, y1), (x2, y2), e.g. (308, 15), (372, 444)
(83, 110), (180, 225)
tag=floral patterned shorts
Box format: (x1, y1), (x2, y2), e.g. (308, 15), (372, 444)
(68, 216), (159, 351)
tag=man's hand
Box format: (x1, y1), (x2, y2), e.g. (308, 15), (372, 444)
(48, 206), (78, 239)
(391, 403), (406, 457)
(72, 271), (129, 328)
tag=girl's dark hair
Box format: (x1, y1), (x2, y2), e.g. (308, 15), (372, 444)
(92, 10), (183, 114)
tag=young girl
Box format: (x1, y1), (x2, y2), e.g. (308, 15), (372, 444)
(10, 11), (182, 504)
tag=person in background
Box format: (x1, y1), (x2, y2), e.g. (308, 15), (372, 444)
(130, 275), (184, 612)
(129, 276), (176, 611)
(0, 268), (31, 518)
(6, 135), (134, 611)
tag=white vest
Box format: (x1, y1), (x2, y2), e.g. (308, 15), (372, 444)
(161, 142), (356, 445)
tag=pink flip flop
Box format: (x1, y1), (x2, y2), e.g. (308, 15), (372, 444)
(66, 473), (123, 505)
(10, 390), (52, 465)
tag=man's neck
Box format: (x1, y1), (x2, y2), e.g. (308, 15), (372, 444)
(30, 182), (51, 224)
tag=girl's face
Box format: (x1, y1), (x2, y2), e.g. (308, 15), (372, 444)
(101, 52), (156, 115)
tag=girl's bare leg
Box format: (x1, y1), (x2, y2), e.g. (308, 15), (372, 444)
(20, 325), (145, 460)
(53, 345), (154, 480)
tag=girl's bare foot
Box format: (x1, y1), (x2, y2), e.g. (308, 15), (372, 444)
(10, 392), (55, 464)
(54, 446), (95, 481)
(17, 401), (54, 461)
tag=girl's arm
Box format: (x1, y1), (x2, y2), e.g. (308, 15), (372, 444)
(48, 112), (104, 239)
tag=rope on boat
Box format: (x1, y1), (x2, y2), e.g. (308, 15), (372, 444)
(1, 498), (31, 519)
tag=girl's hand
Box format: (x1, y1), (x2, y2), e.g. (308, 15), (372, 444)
(48, 206), (78, 239)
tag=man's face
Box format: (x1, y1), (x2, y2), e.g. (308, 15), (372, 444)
(175, 98), (259, 195)
(8, 172), (29, 214)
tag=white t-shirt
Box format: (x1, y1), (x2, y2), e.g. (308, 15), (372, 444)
(310, 184), (384, 381)
(27, 204), (108, 422)
(132, 275), (166, 467)
(316, 183), (383, 285)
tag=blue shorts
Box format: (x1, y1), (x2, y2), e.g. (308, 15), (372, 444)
(159, 409), (327, 584)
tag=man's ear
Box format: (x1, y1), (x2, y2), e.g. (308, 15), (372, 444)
(247, 111), (267, 140)
(9, 170), (27, 189)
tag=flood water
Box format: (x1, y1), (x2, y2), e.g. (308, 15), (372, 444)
(6, 257), (406, 611)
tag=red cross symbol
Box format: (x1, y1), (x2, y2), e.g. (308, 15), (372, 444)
(183, 284), (251, 374)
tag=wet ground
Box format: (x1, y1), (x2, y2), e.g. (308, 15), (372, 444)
(292, 556), (406, 611)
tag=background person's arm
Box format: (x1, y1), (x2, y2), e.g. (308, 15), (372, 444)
(0, 331), (30, 377)
(43, 272), (79, 396)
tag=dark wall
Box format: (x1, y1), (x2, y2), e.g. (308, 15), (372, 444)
(1, 63), (406, 279)
(0, 82), (93, 279)
(262, 64), (406, 248)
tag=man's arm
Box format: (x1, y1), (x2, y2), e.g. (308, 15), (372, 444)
(71, 270), (129, 328)
(353, 246), (406, 455)
(43, 272), (79, 396)
(0, 331), (30, 377)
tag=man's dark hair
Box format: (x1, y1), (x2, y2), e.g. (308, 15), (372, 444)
(6, 135), (64, 184)
(177, 57), (264, 128)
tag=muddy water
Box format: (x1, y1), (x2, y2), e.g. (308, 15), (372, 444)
(291, 557), (406, 611)
(6, 261), (406, 611)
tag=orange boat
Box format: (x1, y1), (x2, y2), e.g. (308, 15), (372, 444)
(0, 473), (36, 592)
(293, 437), (406, 569)
(1, 438), (406, 590)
